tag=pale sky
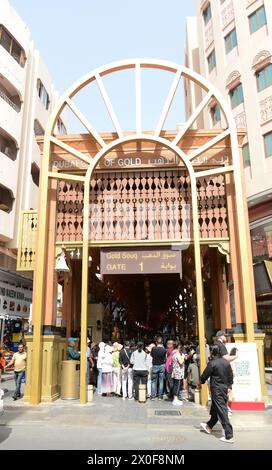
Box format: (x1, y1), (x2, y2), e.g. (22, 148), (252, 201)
(11, 0), (196, 132)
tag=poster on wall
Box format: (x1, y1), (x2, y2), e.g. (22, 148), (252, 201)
(226, 342), (262, 403)
(0, 281), (32, 318)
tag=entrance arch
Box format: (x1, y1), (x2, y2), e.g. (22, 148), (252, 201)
(29, 59), (258, 405)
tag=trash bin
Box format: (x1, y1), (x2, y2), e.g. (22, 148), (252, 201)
(61, 360), (80, 399)
(138, 384), (146, 403)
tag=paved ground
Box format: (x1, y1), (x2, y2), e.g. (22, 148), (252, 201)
(1, 372), (272, 450)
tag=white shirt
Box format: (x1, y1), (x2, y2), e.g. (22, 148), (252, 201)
(101, 352), (113, 373)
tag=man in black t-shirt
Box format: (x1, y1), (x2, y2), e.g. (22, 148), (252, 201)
(214, 331), (238, 362)
(200, 345), (234, 443)
(151, 337), (166, 400)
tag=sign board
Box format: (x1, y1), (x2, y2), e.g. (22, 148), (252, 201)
(226, 342), (262, 402)
(100, 248), (182, 275)
(0, 281), (32, 318)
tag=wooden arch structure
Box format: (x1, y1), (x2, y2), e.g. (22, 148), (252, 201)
(26, 59), (260, 405)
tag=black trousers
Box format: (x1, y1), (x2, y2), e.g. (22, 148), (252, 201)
(166, 372), (174, 398)
(207, 386), (233, 440)
(133, 370), (148, 400)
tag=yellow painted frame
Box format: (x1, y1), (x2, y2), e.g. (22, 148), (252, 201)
(30, 59), (256, 406)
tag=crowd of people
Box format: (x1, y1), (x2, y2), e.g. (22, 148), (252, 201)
(83, 336), (203, 406)
(0, 329), (237, 444)
(82, 329), (238, 443)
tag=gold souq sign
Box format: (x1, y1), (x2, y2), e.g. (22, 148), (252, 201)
(100, 248), (182, 275)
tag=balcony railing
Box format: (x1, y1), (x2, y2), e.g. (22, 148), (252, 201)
(0, 88), (20, 112)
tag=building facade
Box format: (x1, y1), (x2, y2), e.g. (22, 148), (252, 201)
(0, 0), (66, 347)
(185, 0), (272, 365)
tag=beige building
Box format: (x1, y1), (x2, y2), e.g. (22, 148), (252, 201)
(185, 0), (272, 364)
(0, 0), (66, 328)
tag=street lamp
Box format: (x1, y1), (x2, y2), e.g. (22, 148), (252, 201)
(55, 250), (70, 273)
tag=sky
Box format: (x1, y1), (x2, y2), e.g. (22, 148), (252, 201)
(10, 0), (197, 132)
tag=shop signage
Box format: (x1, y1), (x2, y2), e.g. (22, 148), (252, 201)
(0, 281), (32, 318)
(51, 153), (230, 171)
(226, 342), (262, 402)
(100, 248), (182, 275)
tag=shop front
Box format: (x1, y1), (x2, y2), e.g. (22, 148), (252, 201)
(0, 269), (32, 359)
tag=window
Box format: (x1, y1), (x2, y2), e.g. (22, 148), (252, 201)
(264, 132), (272, 158)
(207, 50), (216, 72)
(256, 64), (272, 91)
(31, 163), (40, 187)
(203, 4), (212, 25)
(229, 83), (244, 108)
(251, 218), (272, 263)
(0, 25), (25, 66)
(0, 132), (17, 160)
(211, 105), (221, 125)
(249, 6), (267, 34)
(34, 119), (44, 137)
(57, 118), (67, 135)
(37, 80), (50, 110)
(242, 143), (251, 168)
(0, 184), (14, 213)
(225, 29), (237, 54)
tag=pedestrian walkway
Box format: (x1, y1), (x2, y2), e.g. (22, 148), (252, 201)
(1, 372), (272, 432)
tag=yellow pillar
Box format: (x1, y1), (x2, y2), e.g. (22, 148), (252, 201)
(79, 176), (89, 405)
(191, 174), (208, 406)
(30, 130), (52, 404)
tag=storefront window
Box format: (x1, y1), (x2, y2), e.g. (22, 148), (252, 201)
(251, 218), (272, 263)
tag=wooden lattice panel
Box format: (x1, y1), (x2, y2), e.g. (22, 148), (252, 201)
(56, 170), (229, 242)
(17, 210), (38, 271)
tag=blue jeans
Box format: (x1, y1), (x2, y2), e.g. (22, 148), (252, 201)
(97, 368), (102, 393)
(14, 371), (25, 398)
(151, 364), (165, 399)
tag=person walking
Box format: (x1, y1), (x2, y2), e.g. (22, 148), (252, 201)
(119, 340), (133, 400)
(96, 342), (105, 395)
(146, 344), (154, 398)
(151, 336), (166, 401)
(130, 342), (149, 401)
(5, 343), (27, 400)
(86, 339), (95, 385)
(187, 353), (200, 400)
(101, 344), (113, 396)
(171, 342), (185, 406)
(112, 342), (122, 396)
(165, 340), (175, 399)
(214, 331), (238, 362)
(200, 344), (234, 443)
